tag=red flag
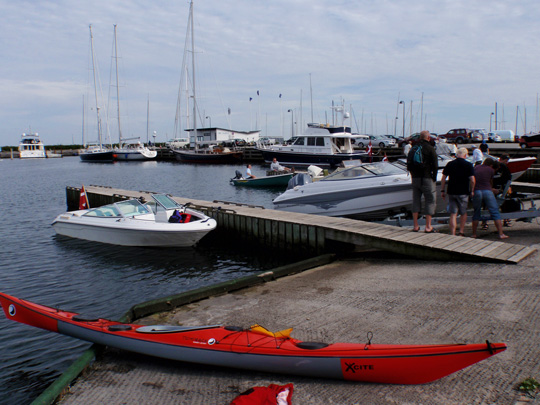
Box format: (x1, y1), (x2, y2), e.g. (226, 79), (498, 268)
(79, 185), (90, 210)
(382, 153), (388, 162)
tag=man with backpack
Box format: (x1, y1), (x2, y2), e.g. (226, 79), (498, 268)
(407, 130), (439, 232)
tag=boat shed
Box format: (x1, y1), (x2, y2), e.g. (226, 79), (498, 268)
(186, 127), (261, 147)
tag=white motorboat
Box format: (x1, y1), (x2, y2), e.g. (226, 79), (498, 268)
(273, 161), (413, 220)
(258, 123), (368, 168)
(18, 132), (46, 159)
(52, 194), (217, 247)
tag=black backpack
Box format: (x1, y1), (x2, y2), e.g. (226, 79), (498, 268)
(408, 145), (425, 169)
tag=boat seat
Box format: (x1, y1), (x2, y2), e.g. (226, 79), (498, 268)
(295, 341), (329, 350)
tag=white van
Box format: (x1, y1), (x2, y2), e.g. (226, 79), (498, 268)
(488, 130), (515, 143)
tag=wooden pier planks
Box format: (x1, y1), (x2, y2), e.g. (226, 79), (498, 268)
(67, 185), (536, 264)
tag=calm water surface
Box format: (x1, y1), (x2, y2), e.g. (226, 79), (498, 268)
(0, 157), (294, 404)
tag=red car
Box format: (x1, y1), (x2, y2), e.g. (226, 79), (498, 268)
(519, 133), (540, 148)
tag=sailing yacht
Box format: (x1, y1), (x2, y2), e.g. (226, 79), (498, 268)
(110, 25), (157, 161)
(172, 1), (244, 164)
(80, 25), (114, 163)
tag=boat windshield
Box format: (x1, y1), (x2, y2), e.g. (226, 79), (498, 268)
(151, 194), (181, 210)
(322, 162), (406, 181)
(83, 200), (150, 218)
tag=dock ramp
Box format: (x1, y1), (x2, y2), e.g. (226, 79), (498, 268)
(66, 186), (536, 264)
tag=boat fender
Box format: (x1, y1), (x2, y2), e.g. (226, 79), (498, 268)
(295, 341), (329, 350)
(108, 324), (132, 332)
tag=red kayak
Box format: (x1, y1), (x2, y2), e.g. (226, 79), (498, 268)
(0, 292), (506, 384)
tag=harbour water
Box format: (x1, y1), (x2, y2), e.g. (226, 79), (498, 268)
(0, 157), (296, 404)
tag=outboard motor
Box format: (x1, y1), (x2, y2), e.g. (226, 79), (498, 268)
(233, 170), (243, 180)
(286, 173), (313, 190)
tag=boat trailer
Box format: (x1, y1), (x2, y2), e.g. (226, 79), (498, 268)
(380, 191), (540, 228)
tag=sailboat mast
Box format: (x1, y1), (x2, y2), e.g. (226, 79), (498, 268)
(309, 73), (314, 123)
(82, 95), (85, 146)
(190, 0), (197, 148)
(89, 25), (102, 148)
(114, 24), (123, 146)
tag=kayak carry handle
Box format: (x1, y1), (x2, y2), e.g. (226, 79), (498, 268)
(364, 331), (373, 350)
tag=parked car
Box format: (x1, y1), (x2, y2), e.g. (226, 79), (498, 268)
(519, 133), (540, 148)
(469, 128), (489, 142)
(259, 137), (277, 145)
(223, 138), (246, 147)
(439, 128), (474, 144)
(368, 135), (396, 148)
(489, 130), (515, 142)
(351, 134), (370, 147)
(486, 133), (502, 143)
(166, 138), (189, 149)
(397, 132), (437, 147)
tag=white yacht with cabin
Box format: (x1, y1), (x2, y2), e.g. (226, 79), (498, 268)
(257, 123), (368, 168)
(18, 132), (46, 159)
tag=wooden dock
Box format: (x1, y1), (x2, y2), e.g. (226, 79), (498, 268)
(66, 185), (536, 264)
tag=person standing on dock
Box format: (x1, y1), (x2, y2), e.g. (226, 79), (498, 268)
(403, 140), (412, 156)
(407, 130), (438, 233)
(471, 158), (508, 239)
(471, 145), (483, 165)
(440, 147), (475, 236)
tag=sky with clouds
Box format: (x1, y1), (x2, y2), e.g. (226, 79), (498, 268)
(1, 0), (540, 146)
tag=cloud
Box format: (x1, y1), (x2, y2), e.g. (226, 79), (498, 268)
(1, 0), (540, 145)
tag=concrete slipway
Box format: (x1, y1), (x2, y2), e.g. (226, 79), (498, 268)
(50, 221), (540, 405)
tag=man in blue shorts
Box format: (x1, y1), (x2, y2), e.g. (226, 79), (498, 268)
(440, 147), (475, 236)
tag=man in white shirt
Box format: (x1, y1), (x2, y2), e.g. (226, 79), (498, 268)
(403, 141), (412, 156)
(471, 145), (483, 166)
